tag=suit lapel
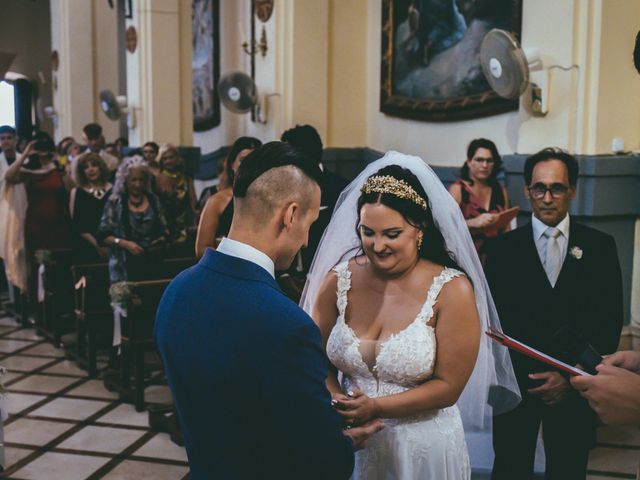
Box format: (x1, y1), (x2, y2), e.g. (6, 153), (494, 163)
(555, 219), (583, 289)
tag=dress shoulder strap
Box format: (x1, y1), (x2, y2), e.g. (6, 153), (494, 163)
(420, 268), (464, 318)
(332, 261), (351, 320)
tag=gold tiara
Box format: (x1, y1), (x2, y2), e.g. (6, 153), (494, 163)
(361, 175), (428, 210)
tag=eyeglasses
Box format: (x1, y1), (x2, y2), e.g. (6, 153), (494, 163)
(471, 157), (495, 165)
(527, 183), (570, 199)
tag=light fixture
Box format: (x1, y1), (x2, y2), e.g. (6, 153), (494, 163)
(242, 25), (268, 58)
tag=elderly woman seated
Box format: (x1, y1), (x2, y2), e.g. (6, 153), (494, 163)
(97, 156), (169, 284)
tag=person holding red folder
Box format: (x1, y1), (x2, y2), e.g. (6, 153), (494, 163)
(485, 148), (623, 480)
(449, 138), (512, 262)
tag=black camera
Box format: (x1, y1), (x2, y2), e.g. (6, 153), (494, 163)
(24, 154), (43, 170)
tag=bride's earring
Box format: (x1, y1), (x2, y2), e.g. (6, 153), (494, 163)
(417, 234), (423, 251)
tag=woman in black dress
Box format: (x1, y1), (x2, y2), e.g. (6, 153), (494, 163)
(69, 153), (112, 263)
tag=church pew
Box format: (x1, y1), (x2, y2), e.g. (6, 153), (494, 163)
(71, 262), (111, 377)
(34, 249), (76, 345)
(72, 257), (198, 377)
(118, 279), (171, 411)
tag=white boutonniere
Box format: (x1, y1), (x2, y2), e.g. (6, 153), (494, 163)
(569, 246), (583, 260)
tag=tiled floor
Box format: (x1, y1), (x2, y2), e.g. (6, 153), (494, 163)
(1, 314), (638, 479)
(0, 316), (189, 480)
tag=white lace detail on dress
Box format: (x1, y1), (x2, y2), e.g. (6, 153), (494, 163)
(328, 261), (463, 398)
(326, 261), (470, 480)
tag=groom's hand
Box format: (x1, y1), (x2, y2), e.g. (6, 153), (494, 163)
(343, 419), (385, 451)
(332, 389), (379, 426)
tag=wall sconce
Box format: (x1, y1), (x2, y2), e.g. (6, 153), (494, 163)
(242, 25), (268, 58)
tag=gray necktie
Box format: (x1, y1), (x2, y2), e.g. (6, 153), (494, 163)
(543, 227), (562, 286)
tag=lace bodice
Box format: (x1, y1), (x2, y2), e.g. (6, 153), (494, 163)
(327, 261), (463, 398)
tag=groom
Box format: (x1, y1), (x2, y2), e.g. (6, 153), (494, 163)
(485, 148), (623, 479)
(155, 142), (382, 479)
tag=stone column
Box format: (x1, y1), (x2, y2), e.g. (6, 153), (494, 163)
(50, 0), (95, 140)
(126, 0), (193, 146)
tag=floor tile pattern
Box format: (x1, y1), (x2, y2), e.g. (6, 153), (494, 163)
(0, 316), (189, 479)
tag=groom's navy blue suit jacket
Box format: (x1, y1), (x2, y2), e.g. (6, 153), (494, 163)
(155, 249), (354, 479)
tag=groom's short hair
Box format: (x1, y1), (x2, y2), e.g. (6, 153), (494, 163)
(233, 141), (322, 225)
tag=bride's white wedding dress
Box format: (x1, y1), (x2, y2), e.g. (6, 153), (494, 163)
(327, 261), (471, 479)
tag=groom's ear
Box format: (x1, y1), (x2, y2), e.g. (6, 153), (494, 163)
(281, 201), (300, 232)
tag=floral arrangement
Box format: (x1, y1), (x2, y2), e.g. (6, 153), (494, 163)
(109, 281), (133, 306)
(34, 249), (52, 266)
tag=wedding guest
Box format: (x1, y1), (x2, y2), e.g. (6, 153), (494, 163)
(280, 124), (349, 275)
(81, 122), (119, 171)
(142, 141), (160, 170)
(571, 351), (640, 426)
(196, 155), (233, 212)
(154, 145), (196, 245)
(68, 141), (84, 161)
(195, 136), (261, 256)
(104, 143), (121, 161)
(485, 148), (623, 480)
(0, 126), (18, 228)
(97, 156), (169, 284)
(56, 136), (75, 168)
(114, 137), (128, 157)
(156, 142), (381, 479)
(4, 132), (73, 307)
(0, 126), (24, 301)
(69, 153), (112, 263)
(448, 138), (510, 258)
(5, 132), (73, 253)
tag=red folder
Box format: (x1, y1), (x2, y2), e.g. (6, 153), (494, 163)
(486, 328), (591, 377)
(477, 206), (520, 233)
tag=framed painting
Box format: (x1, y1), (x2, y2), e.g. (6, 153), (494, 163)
(380, 0), (522, 122)
(192, 0), (221, 131)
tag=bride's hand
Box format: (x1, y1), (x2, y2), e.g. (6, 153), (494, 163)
(333, 389), (379, 425)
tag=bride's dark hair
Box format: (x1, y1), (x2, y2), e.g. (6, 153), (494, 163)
(355, 164), (462, 271)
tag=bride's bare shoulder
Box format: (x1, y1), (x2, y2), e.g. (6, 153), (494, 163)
(346, 256), (369, 281)
(438, 271), (474, 302)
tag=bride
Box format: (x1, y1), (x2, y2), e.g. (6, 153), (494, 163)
(301, 152), (520, 479)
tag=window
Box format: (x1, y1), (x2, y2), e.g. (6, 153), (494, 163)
(0, 81), (15, 126)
